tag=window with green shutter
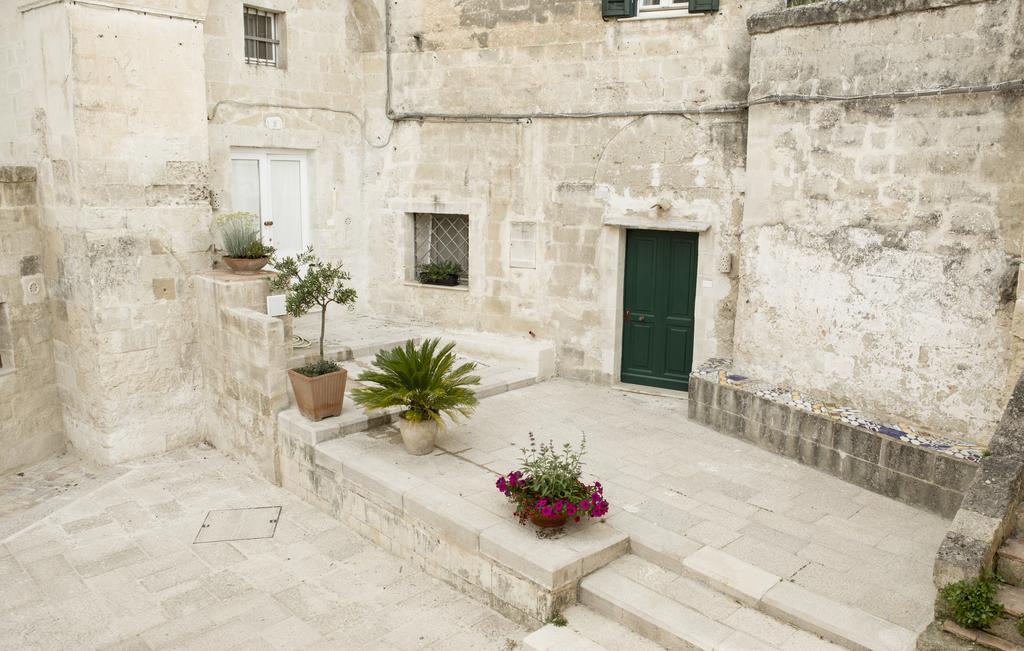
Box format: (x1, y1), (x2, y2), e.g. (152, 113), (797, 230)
(602, 0), (637, 19)
(687, 0), (720, 12)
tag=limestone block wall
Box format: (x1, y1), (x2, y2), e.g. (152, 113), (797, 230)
(734, 0), (1024, 445)
(0, 167), (64, 474)
(19, 1), (214, 465)
(195, 272), (290, 482)
(362, 0), (769, 382)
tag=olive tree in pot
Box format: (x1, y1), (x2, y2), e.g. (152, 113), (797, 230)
(351, 339), (481, 455)
(269, 247), (357, 421)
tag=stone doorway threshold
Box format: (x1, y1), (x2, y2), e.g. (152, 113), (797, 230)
(612, 381), (689, 400)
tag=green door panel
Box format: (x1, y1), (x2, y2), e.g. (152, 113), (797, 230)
(621, 229), (698, 392)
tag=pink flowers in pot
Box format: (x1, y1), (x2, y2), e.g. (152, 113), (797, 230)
(496, 433), (609, 527)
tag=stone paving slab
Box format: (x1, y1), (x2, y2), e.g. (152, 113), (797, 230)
(0, 447), (527, 650)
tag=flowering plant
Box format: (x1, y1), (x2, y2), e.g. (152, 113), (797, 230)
(496, 434), (609, 526)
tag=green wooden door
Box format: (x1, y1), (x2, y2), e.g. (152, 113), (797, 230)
(621, 229), (698, 391)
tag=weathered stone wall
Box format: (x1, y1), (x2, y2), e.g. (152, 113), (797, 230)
(734, 0), (1024, 444)
(204, 0), (767, 384)
(367, 0), (768, 382)
(0, 167), (65, 474)
(195, 272), (290, 482)
(19, 1), (214, 464)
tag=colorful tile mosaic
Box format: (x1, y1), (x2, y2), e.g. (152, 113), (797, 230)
(692, 359), (986, 463)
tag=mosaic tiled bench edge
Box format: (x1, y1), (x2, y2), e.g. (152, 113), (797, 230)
(687, 359), (983, 518)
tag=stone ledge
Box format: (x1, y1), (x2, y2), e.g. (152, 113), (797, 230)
(279, 428), (628, 625)
(688, 362), (979, 517)
(748, 0), (992, 35)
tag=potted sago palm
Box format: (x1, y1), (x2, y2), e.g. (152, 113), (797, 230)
(269, 247), (357, 421)
(351, 339), (481, 455)
(214, 211), (275, 274)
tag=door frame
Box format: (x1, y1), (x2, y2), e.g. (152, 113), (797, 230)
(229, 148), (312, 258)
(612, 226), (707, 392)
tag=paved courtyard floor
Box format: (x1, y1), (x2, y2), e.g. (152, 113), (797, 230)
(0, 447), (526, 650)
(367, 378), (950, 634)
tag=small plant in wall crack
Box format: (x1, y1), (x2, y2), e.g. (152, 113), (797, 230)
(939, 574), (1004, 629)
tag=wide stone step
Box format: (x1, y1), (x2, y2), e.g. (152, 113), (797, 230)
(279, 359), (540, 446)
(608, 510), (916, 651)
(999, 583), (1024, 618)
(580, 555), (848, 651)
(998, 539), (1024, 587)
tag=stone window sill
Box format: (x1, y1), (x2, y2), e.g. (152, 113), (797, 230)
(403, 282), (469, 293)
(0, 367), (16, 378)
(621, 9), (702, 21)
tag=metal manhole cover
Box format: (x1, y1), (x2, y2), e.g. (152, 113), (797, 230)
(193, 506), (281, 544)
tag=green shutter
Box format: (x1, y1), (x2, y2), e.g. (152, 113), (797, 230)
(687, 0), (720, 12)
(602, 0), (637, 19)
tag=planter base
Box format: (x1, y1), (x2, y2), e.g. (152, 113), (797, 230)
(222, 257), (270, 274)
(529, 512), (569, 529)
(288, 368), (347, 421)
(398, 417), (438, 455)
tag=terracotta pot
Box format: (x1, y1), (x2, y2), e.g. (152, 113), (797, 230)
(397, 416), (439, 455)
(529, 511), (569, 529)
(288, 368), (347, 421)
(223, 257), (270, 274)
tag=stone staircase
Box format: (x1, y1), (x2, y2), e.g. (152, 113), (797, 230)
(938, 505), (1024, 650)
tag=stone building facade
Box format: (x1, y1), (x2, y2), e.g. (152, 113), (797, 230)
(0, 0), (1021, 470)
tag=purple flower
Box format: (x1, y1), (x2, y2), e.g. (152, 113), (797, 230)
(580, 499), (590, 511)
(496, 477), (507, 493)
(567, 504), (577, 516)
(542, 507), (553, 517)
(591, 492), (601, 502)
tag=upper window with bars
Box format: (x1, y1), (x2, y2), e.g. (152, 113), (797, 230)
(244, 6), (281, 66)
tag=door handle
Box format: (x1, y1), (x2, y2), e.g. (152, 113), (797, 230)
(263, 221), (274, 226)
(637, 315), (646, 322)
(625, 308), (631, 323)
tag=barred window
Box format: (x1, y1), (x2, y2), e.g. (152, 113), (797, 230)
(244, 6), (280, 66)
(414, 213), (469, 283)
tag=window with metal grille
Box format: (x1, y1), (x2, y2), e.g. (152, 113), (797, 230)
(244, 6), (280, 66)
(414, 213), (470, 283)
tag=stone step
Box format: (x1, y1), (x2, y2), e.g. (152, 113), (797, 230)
(522, 624), (609, 651)
(999, 539), (1024, 587)
(999, 584), (1024, 618)
(610, 511), (915, 651)
(942, 620), (1023, 651)
(580, 555), (848, 651)
(279, 360), (540, 446)
(279, 428), (629, 626)
(289, 334), (421, 369)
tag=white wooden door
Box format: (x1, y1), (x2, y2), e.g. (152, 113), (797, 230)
(230, 150), (310, 259)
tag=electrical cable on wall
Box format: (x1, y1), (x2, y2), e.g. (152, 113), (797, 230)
(206, 0), (1024, 141)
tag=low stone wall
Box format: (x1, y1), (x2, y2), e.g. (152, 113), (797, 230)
(279, 431), (584, 627)
(688, 362), (979, 517)
(195, 272), (290, 482)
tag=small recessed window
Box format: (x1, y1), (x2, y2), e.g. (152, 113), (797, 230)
(414, 213), (469, 284)
(244, 6), (281, 67)
(510, 222), (537, 269)
(639, 0), (689, 13)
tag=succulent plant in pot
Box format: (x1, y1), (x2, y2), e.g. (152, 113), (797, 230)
(351, 339), (481, 455)
(417, 260), (464, 286)
(215, 211), (276, 274)
(269, 247), (358, 421)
